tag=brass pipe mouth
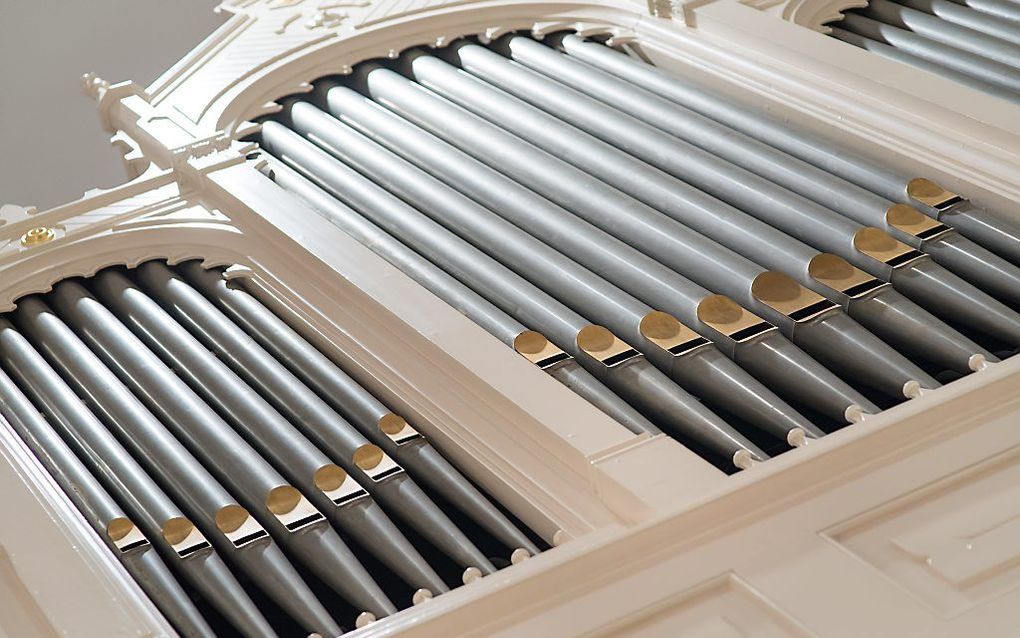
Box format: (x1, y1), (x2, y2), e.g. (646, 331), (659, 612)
(164, 516), (199, 543)
(638, 311), (706, 355)
(886, 204), (950, 240)
(906, 177), (964, 212)
(353, 443), (385, 470)
(214, 505), (250, 534)
(853, 227), (925, 268)
(266, 485), (303, 515)
(576, 325), (638, 366)
(313, 464), (348, 492)
(378, 412), (422, 445)
(513, 330), (570, 368)
(106, 517), (136, 543)
(751, 272), (835, 322)
(808, 253), (885, 298)
(696, 295), (773, 342)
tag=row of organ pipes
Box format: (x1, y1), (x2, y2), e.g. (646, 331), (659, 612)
(827, 0), (1020, 103)
(258, 34), (1020, 471)
(3, 33), (1020, 638)
(0, 261), (542, 637)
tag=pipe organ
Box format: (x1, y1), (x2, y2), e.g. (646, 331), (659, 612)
(1, 0), (1019, 635)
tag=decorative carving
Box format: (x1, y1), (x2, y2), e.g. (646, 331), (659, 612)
(741, 0), (869, 32)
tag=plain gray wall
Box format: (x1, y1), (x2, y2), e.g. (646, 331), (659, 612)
(0, 1), (225, 211)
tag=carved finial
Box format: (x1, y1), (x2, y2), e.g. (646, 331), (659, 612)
(81, 72), (110, 100)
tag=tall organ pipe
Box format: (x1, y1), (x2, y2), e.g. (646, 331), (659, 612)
(427, 45), (1020, 349)
(92, 268), (448, 598)
(500, 35), (1020, 307)
(259, 120), (767, 470)
(861, 0), (1020, 67)
(895, 0), (1020, 44)
(261, 159), (661, 437)
(829, 27), (1020, 104)
(838, 13), (1020, 97)
(949, 0), (1020, 23)
(557, 35), (1020, 263)
(45, 281), (393, 622)
(134, 261), (498, 577)
(320, 86), (877, 424)
(0, 354), (220, 638)
(8, 300), (338, 636)
(352, 64), (939, 399)
(285, 101), (819, 446)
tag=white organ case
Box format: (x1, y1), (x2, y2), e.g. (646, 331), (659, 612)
(1, 0), (1018, 636)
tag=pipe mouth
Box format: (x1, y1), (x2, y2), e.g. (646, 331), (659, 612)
(697, 295), (774, 342)
(576, 324), (638, 366)
(266, 485), (303, 515)
(886, 204), (950, 240)
(412, 589), (434, 605)
(809, 253), (885, 299)
(106, 517), (135, 543)
(513, 330), (570, 368)
(313, 464), (348, 492)
(752, 272), (835, 322)
(214, 505), (250, 534)
(107, 518), (148, 552)
(353, 443), (385, 470)
(639, 311), (707, 355)
(906, 177), (963, 212)
(787, 428), (809, 447)
(378, 412), (423, 445)
(164, 516), (198, 543)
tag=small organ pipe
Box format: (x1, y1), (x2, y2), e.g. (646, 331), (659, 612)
(134, 261), (497, 576)
(0, 360), (218, 638)
(0, 314), (279, 638)
(92, 267), (446, 598)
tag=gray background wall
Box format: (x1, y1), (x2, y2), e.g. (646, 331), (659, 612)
(0, 1), (224, 211)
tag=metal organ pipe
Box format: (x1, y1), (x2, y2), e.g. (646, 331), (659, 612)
(284, 100), (819, 447)
(349, 63), (939, 400)
(499, 36), (1020, 308)
(12, 299), (348, 634)
(421, 44), (1020, 354)
(259, 120), (768, 471)
(318, 86), (876, 425)
(261, 158), (662, 437)
(557, 35), (1020, 262)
